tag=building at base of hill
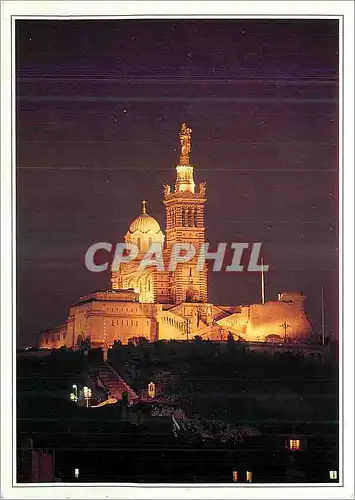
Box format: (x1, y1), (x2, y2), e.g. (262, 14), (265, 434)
(39, 124), (313, 349)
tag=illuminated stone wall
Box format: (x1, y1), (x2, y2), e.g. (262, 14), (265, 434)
(217, 293), (312, 342)
(39, 291), (313, 349)
(39, 323), (68, 349)
(245, 293), (312, 342)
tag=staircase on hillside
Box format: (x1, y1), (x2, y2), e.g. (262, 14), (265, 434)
(97, 362), (138, 402)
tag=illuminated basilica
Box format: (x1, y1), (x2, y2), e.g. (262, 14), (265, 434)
(40, 124), (312, 350)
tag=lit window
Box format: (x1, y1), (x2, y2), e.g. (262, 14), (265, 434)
(232, 471), (238, 482)
(74, 468), (79, 478)
(246, 471), (252, 482)
(289, 439), (300, 451)
(329, 470), (337, 480)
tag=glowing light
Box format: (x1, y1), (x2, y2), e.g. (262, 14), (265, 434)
(148, 382), (156, 398)
(289, 439), (300, 451)
(83, 386), (92, 407)
(329, 470), (337, 480)
(74, 468), (79, 478)
(232, 471), (238, 482)
(246, 471), (252, 482)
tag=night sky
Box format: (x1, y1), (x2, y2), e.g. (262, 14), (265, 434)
(16, 19), (339, 347)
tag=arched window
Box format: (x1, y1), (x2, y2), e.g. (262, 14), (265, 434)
(188, 207), (193, 226)
(182, 208), (186, 226)
(194, 208), (198, 226)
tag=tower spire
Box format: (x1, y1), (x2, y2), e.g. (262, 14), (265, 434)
(175, 123), (195, 193)
(142, 200), (147, 214)
(179, 123), (192, 165)
(163, 123), (208, 304)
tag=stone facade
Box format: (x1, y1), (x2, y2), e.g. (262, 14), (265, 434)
(39, 291), (312, 349)
(39, 125), (313, 349)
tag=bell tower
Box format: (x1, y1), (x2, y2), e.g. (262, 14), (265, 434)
(163, 124), (208, 304)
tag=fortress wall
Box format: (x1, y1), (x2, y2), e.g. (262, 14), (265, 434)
(157, 310), (187, 341)
(105, 316), (153, 345)
(215, 293), (312, 342)
(216, 308), (249, 338)
(86, 311), (105, 347)
(39, 323), (68, 349)
(245, 295), (312, 342)
(39, 292), (313, 348)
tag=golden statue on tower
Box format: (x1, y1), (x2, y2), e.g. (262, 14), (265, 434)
(179, 123), (192, 164)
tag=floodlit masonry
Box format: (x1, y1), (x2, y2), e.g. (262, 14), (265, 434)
(40, 124), (312, 349)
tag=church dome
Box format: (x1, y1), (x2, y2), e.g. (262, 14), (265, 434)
(128, 212), (162, 235)
(125, 201), (165, 253)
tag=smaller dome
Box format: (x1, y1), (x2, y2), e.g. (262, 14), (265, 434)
(125, 201), (165, 253)
(127, 200), (163, 235)
(128, 213), (162, 235)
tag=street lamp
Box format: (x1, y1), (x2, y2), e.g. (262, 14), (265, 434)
(83, 386), (92, 407)
(185, 317), (191, 341)
(72, 384), (78, 402)
(280, 321), (291, 343)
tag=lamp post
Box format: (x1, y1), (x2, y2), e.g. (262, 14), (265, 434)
(280, 321), (291, 343)
(83, 386), (92, 407)
(185, 317), (191, 342)
(72, 384), (78, 402)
